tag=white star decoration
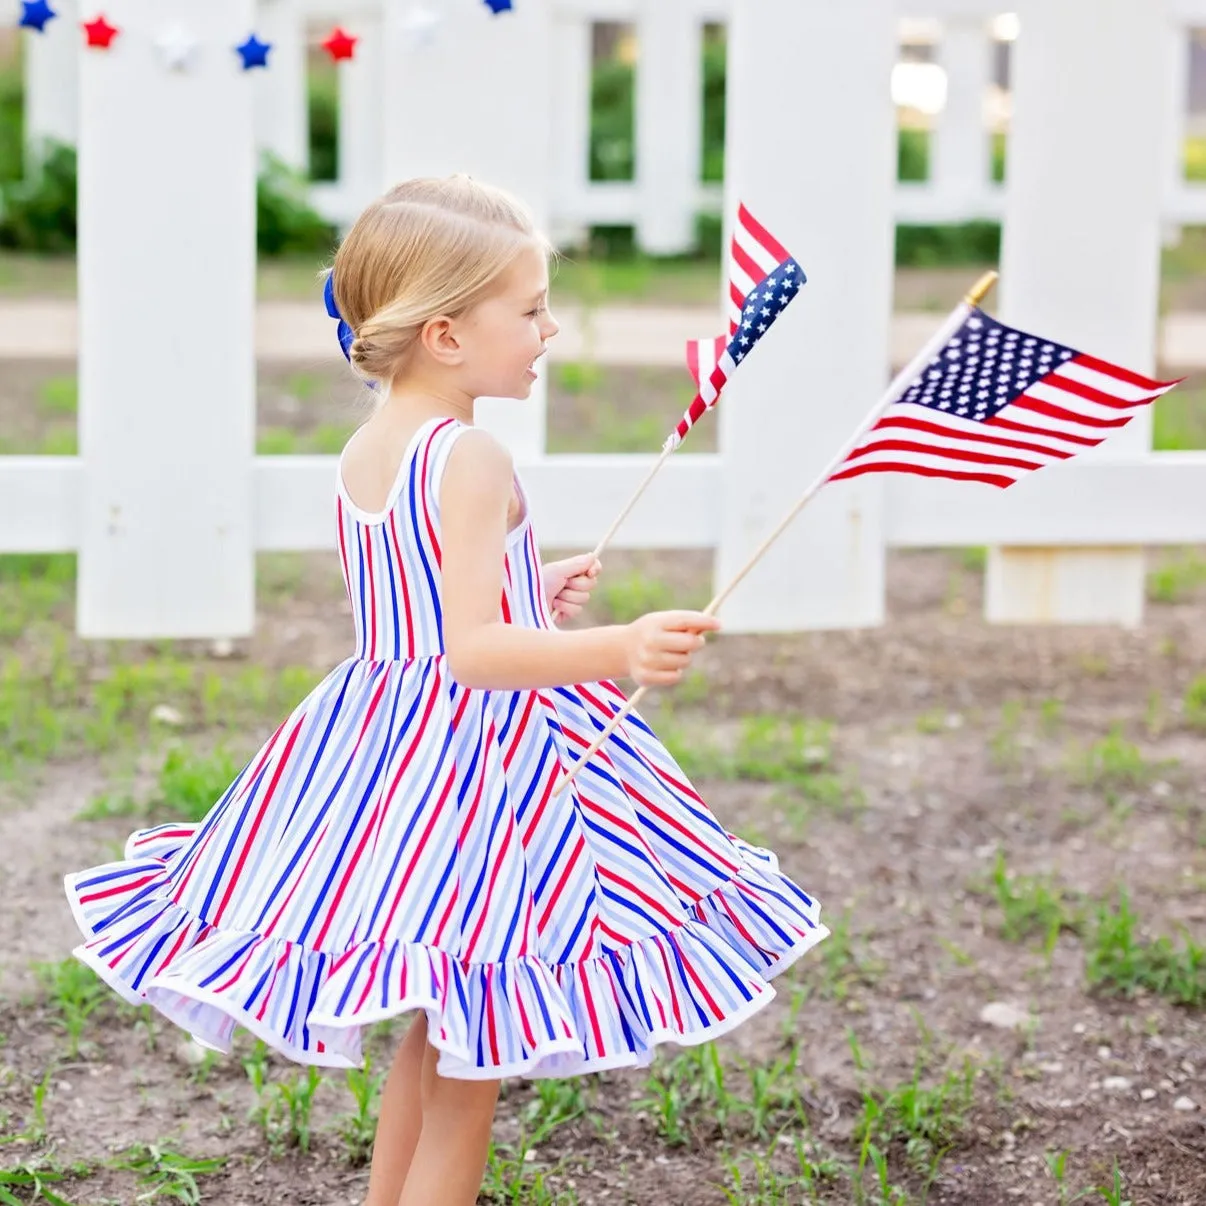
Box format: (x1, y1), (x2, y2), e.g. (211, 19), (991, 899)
(157, 25), (199, 72)
(399, 4), (443, 46)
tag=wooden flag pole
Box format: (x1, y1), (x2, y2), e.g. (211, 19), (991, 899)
(551, 270), (999, 794)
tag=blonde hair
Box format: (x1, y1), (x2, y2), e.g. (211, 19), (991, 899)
(330, 176), (550, 384)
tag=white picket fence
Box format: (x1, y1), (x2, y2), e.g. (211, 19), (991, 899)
(4, 0), (1206, 639)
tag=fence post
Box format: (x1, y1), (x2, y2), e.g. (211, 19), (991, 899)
(337, 7), (385, 217)
(636, 0), (702, 255)
(1161, 17), (1190, 241)
(714, 0), (897, 632)
(77, 0), (256, 638)
(933, 14), (992, 213)
(380, 0), (552, 460)
(548, 9), (592, 248)
(22, 0), (79, 166)
(253, 0), (308, 171)
(988, 0), (1164, 627)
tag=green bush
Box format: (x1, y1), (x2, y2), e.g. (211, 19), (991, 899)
(0, 60), (22, 185)
(0, 140), (77, 253)
(590, 56), (635, 182)
(701, 31), (726, 182)
(307, 61), (339, 183)
(898, 128), (930, 183)
(256, 152), (335, 257)
(0, 142), (333, 257)
(896, 220), (1001, 268)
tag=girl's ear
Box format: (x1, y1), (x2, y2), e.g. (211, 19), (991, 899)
(419, 316), (464, 366)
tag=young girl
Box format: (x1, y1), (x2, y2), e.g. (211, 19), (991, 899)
(64, 176), (828, 1206)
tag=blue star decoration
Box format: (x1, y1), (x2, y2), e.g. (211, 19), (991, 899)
(19, 1), (58, 32)
(483, 0), (514, 12)
(236, 33), (272, 70)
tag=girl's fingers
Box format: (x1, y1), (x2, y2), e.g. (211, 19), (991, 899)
(654, 632), (705, 655)
(557, 588), (591, 608)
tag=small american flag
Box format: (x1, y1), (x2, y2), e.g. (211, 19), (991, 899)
(829, 309), (1182, 489)
(673, 203), (805, 449)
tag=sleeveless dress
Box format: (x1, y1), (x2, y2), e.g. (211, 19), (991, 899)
(63, 416), (828, 1079)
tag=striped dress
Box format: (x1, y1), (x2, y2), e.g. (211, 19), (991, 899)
(63, 416), (828, 1079)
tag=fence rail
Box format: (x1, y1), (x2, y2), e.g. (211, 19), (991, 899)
(5, 0), (1206, 638)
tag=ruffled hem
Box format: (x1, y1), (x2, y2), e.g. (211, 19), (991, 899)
(63, 842), (828, 1080)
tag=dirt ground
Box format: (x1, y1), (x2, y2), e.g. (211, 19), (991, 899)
(0, 358), (1204, 1205)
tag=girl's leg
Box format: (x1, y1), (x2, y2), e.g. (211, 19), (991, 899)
(362, 1013), (430, 1206)
(396, 1042), (500, 1206)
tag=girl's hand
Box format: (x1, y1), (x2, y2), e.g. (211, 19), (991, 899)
(545, 554), (601, 623)
(623, 611), (721, 687)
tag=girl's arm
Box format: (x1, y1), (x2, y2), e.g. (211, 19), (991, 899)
(440, 428), (718, 691)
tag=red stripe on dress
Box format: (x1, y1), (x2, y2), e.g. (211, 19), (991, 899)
(379, 771), (457, 937)
(388, 509), (415, 658)
(172, 718), (289, 903)
(79, 871), (158, 905)
(263, 820), (332, 935)
(484, 973), (501, 1065)
(255, 947), (293, 1021)
(537, 834), (587, 932)
(654, 941), (684, 1031)
(364, 531), (378, 656)
(578, 969), (606, 1057)
(155, 921), (195, 975)
(621, 782), (741, 877)
(351, 944), (385, 1015)
(311, 800), (384, 951)
(596, 865), (681, 928)
(670, 933), (725, 1019)
(211, 715), (306, 925)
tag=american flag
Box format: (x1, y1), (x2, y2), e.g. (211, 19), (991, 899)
(829, 309), (1182, 490)
(672, 203), (805, 449)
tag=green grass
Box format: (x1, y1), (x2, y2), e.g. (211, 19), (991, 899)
(1186, 675), (1206, 728)
(661, 713), (862, 812)
(0, 569), (321, 780)
(988, 851), (1081, 956)
(592, 570), (703, 625)
(1152, 387), (1206, 451)
(1073, 726), (1163, 794)
(109, 1144), (227, 1205)
(0, 1154), (84, 1206)
(336, 1055), (385, 1166)
(1147, 549), (1206, 603)
(849, 1034), (976, 1191)
(32, 958), (109, 1058)
(36, 375), (78, 417)
(257, 422), (354, 455)
(1085, 890), (1206, 1007)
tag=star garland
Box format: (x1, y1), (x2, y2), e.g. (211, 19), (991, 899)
(13, 8), (516, 69)
(19, 1), (57, 32)
(82, 14), (119, 49)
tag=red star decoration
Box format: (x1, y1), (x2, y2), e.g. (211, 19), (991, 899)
(321, 26), (357, 62)
(82, 14), (119, 48)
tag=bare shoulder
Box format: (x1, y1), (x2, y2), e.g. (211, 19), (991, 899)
(441, 425), (513, 509)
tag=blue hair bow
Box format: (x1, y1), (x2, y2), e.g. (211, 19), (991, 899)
(323, 274), (355, 363)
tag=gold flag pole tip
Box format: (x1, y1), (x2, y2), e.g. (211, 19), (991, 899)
(964, 270), (1000, 308)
